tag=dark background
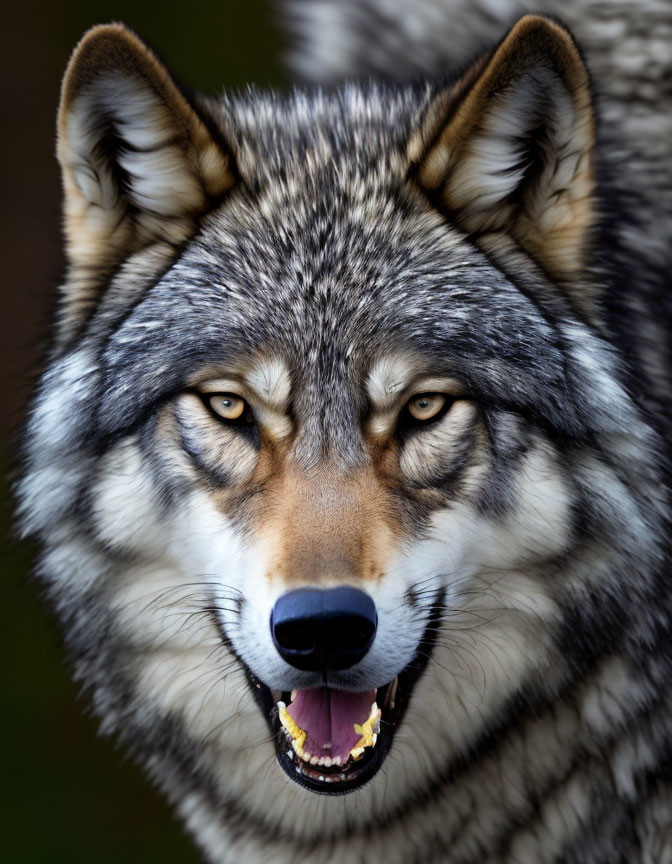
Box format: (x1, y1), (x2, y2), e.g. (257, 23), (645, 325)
(1, 2), (284, 859)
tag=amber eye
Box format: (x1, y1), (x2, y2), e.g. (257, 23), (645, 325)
(407, 393), (446, 422)
(208, 393), (247, 421)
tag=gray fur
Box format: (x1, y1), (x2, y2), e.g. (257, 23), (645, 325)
(18, 4), (671, 863)
(280, 0), (672, 196)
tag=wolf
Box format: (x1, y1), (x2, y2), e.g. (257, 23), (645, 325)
(17, 0), (671, 861)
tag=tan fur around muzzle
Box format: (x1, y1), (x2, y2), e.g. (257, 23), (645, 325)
(260, 463), (399, 588)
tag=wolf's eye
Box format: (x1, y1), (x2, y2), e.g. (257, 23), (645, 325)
(208, 394), (248, 422)
(407, 394), (446, 422)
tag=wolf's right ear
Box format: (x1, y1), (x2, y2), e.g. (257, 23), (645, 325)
(56, 24), (234, 345)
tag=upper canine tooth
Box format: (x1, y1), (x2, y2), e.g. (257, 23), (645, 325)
(350, 702), (382, 759)
(278, 701), (307, 751)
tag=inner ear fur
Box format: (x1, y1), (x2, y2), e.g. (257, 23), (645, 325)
(56, 23), (234, 344)
(410, 15), (595, 286)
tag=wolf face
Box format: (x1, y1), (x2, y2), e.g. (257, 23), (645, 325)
(19, 15), (671, 863)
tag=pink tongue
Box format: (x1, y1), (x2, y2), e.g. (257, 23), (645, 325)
(287, 687), (376, 761)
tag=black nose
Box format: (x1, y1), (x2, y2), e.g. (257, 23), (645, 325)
(270, 587), (377, 672)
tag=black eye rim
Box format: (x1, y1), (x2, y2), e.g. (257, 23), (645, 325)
(398, 392), (455, 435)
(197, 391), (256, 427)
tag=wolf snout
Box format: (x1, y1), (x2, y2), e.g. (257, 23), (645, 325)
(270, 587), (377, 672)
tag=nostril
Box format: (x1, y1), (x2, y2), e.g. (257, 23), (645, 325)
(270, 587), (377, 672)
(273, 623), (315, 654)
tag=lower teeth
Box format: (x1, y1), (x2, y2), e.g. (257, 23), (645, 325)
(277, 698), (382, 772)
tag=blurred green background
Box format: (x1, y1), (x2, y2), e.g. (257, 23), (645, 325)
(1, 2), (284, 860)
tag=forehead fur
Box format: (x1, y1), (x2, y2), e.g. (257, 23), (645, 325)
(86, 85), (590, 448)
(213, 85), (429, 186)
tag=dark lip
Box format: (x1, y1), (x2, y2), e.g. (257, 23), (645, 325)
(246, 590), (445, 795)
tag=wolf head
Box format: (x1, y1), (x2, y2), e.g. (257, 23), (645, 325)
(18, 16), (667, 861)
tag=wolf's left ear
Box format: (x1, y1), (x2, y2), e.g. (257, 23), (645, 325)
(410, 15), (595, 285)
(57, 24), (234, 344)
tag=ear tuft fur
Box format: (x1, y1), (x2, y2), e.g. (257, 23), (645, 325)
(411, 15), (595, 287)
(56, 23), (235, 346)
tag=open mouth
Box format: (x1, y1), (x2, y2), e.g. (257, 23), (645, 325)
(272, 680), (392, 792)
(246, 597), (443, 795)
